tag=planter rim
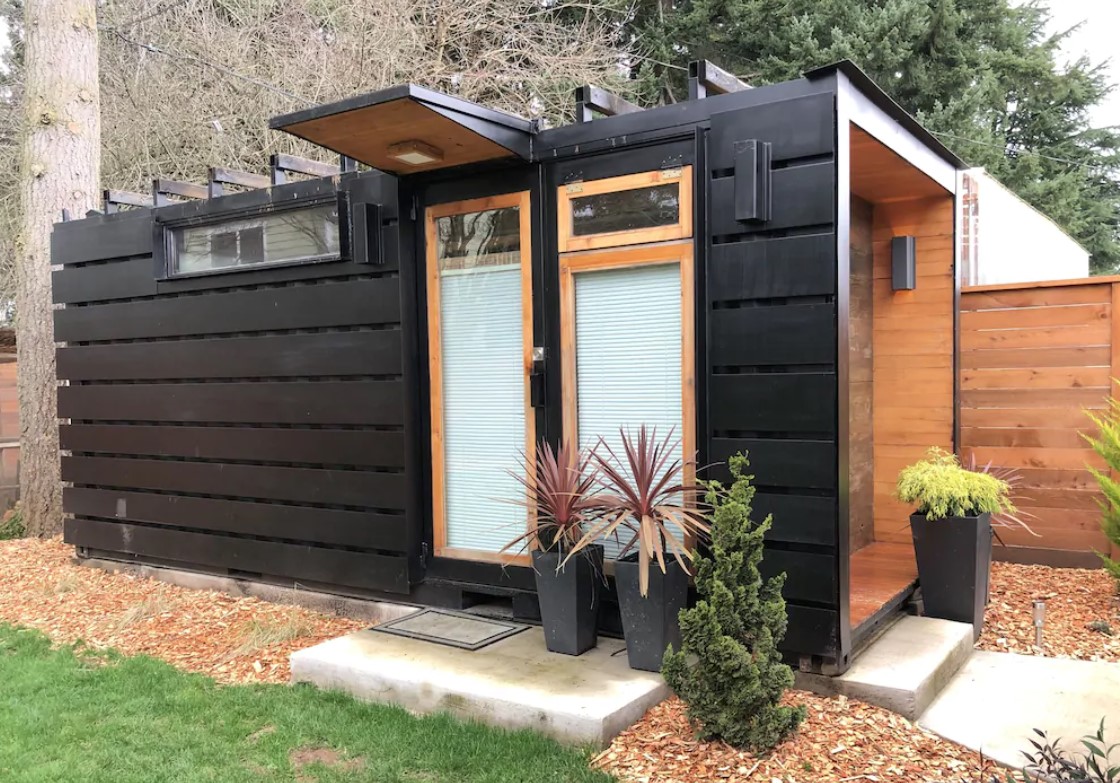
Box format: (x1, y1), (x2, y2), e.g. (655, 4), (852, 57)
(909, 510), (992, 522)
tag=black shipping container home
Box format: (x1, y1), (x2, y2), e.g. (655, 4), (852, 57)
(55, 60), (964, 674)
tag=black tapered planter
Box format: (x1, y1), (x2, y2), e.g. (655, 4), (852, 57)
(910, 511), (992, 640)
(531, 545), (604, 656)
(614, 553), (689, 672)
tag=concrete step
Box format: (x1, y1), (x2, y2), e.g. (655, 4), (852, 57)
(290, 627), (669, 748)
(795, 616), (974, 720)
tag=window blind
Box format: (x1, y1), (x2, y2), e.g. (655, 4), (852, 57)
(573, 262), (683, 558)
(439, 264), (528, 553)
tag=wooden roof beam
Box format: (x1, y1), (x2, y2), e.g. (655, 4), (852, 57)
(152, 178), (208, 207)
(270, 153), (340, 185)
(574, 84), (641, 124)
(102, 189), (154, 214)
(688, 60), (750, 100)
(207, 166), (270, 199)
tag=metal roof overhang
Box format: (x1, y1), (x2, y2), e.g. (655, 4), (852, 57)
(270, 85), (534, 175)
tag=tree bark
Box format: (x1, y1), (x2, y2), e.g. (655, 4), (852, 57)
(17, 0), (100, 536)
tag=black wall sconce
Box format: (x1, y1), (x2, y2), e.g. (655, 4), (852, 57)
(891, 236), (917, 291)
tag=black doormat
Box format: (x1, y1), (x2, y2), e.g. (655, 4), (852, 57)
(372, 608), (528, 651)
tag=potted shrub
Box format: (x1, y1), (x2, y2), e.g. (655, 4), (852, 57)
(569, 426), (709, 671)
(897, 447), (1016, 638)
(503, 440), (606, 656)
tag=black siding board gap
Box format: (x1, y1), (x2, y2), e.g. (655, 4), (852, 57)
(54, 278), (402, 342)
(56, 331), (403, 381)
(64, 518), (411, 594)
(64, 488), (408, 551)
(708, 437), (836, 490)
(58, 381), (405, 426)
(62, 455), (407, 509)
(60, 424), (406, 469)
(709, 303), (835, 366)
(709, 163), (834, 236)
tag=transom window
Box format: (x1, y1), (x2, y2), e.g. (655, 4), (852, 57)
(557, 168), (691, 252)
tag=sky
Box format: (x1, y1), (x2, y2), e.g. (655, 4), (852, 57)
(1040, 0), (1120, 129)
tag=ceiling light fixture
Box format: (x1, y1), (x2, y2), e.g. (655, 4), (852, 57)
(387, 140), (444, 166)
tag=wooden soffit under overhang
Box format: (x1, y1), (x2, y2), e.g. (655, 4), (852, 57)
(270, 86), (534, 175)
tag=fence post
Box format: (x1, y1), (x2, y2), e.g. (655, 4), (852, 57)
(1111, 282), (1120, 561)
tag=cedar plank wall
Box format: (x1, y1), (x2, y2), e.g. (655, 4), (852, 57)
(960, 277), (1117, 561)
(849, 197), (875, 551)
(704, 93), (844, 666)
(872, 196), (956, 543)
(53, 174), (419, 594)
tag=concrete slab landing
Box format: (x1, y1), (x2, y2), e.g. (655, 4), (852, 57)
(919, 651), (1120, 769)
(290, 627), (669, 748)
(796, 616), (974, 720)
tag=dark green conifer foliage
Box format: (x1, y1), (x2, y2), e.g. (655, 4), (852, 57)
(662, 453), (805, 752)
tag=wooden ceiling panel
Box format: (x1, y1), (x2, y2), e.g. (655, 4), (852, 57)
(280, 98), (517, 174)
(850, 126), (949, 203)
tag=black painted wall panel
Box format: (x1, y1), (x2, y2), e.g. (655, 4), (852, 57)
(54, 173), (418, 594)
(708, 437), (836, 490)
(58, 381), (404, 425)
(709, 163), (834, 236)
(64, 487), (408, 551)
(64, 517), (410, 593)
(708, 374), (836, 433)
(54, 277), (401, 342)
(57, 330), (402, 380)
(707, 234), (836, 300)
(60, 425), (406, 468)
(709, 304), (835, 367)
(705, 98), (843, 667)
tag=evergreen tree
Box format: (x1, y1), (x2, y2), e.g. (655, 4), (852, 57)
(662, 453), (805, 752)
(627, 0), (1120, 273)
(1083, 399), (1120, 585)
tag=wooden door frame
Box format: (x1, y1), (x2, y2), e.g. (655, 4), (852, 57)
(425, 191), (534, 564)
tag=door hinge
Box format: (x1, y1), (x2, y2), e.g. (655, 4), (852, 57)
(421, 542), (429, 562)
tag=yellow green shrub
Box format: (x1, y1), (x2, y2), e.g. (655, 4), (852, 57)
(897, 448), (1014, 521)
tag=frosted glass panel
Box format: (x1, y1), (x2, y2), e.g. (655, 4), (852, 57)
(574, 263), (682, 558)
(436, 206), (527, 554)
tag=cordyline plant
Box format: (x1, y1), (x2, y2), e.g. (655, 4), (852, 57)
(566, 426), (709, 596)
(502, 440), (605, 559)
(963, 453), (1039, 541)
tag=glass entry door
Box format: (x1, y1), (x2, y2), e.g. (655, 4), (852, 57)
(426, 193), (534, 562)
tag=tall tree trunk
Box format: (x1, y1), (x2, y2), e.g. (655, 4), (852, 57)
(16, 0), (100, 536)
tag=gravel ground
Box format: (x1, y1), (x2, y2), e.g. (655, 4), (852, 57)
(0, 537), (365, 684)
(6, 536), (1113, 781)
(978, 561), (1120, 662)
(596, 694), (999, 783)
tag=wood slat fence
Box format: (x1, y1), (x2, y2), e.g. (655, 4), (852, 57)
(960, 276), (1120, 564)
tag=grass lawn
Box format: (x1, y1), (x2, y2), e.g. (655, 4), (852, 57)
(0, 624), (613, 783)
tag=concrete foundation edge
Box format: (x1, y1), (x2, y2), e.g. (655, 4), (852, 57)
(78, 556), (419, 625)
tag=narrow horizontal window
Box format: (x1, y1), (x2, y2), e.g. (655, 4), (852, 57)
(557, 167), (692, 252)
(170, 202), (340, 275)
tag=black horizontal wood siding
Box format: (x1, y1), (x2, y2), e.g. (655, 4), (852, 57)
(55, 173), (420, 595)
(704, 95), (844, 667)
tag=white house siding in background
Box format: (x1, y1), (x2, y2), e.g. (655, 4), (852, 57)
(960, 167), (1090, 286)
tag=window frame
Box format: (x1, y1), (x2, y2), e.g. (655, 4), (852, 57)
(558, 239), (697, 497)
(157, 193), (350, 280)
(425, 191), (535, 565)
(556, 166), (693, 253)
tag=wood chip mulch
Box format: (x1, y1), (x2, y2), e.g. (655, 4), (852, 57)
(596, 694), (1000, 783)
(0, 537), (365, 684)
(978, 561), (1120, 662)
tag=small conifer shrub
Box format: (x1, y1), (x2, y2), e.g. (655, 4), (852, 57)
(1083, 399), (1120, 586)
(662, 453), (804, 752)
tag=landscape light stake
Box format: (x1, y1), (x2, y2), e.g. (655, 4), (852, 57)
(1032, 599), (1046, 648)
